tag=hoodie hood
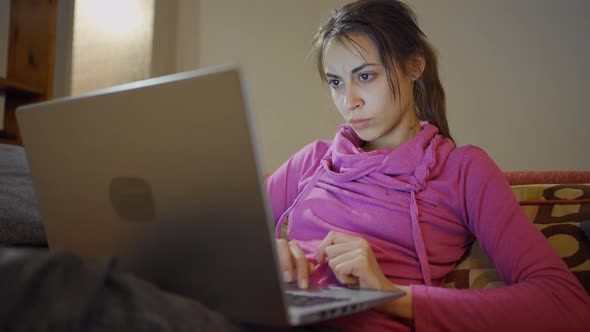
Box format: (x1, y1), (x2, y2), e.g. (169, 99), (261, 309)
(322, 122), (454, 185)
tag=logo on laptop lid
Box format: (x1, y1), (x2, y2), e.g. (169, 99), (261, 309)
(110, 176), (155, 222)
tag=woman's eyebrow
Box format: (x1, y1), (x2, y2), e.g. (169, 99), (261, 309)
(325, 63), (379, 79)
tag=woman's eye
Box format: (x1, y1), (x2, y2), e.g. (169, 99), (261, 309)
(329, 79), (342, 88)
(359, 73), (374, 81)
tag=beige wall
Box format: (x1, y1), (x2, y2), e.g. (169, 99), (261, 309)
(71, 0), (155, 95)
(178, 0), (346, 172)
(0, 0), (10, 129)
(151, 0), (179, 77)
(409, 0), (590, 171)
(176, 0), (200, 72)
(176, 0), (590, 172)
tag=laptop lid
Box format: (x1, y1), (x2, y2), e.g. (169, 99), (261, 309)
(16, 67), (403, 327)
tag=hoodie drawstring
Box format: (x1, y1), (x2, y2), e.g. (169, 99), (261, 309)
(410, 190), (432, 286)
(275, 165), (325, 239)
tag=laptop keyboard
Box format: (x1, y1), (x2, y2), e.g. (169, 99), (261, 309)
(286, 293), (346, 307)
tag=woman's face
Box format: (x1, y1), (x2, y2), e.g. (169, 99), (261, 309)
(323, 33), (421, 150)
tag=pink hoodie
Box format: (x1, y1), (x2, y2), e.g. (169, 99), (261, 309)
(265, 122), (590, 331)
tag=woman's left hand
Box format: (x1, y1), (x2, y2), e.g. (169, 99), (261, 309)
(317, 231), (414, 320)
(317, 231), (393, 291)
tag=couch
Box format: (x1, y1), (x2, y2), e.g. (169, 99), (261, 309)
(0, 144), (46, 247)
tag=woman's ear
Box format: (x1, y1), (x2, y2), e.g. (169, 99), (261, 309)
(407, 51), (426, 81)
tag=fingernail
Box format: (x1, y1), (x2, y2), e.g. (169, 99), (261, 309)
(299, 279), (308, 289)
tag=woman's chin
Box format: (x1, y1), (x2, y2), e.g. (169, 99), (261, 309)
(354, 129), (378, 143)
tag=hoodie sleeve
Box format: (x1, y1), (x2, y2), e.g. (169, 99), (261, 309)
(265, 140), (330, 224)
(411, 147), (590, 331)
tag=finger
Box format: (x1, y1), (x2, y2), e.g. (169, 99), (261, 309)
(331, 260), (360, 285)
(338, 274), (359, 286)
(308, 262), (315, 275)
(328, 251), (384, 289)
(289, 241), (309, 289)
(329, 255), (365, 286)
(276, 239), (294, 282)
(317, 231), (360, 263)
(323, 242), (360, 261)
(327, 248), (365, 271)
(317, 231), (342, 263)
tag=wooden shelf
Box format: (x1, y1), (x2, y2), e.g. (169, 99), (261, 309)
(0, 76), (44, 96)
(0, 130), (17, 140)
(1, 0), (58, 146)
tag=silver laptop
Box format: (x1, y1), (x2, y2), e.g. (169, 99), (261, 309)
(16, 66), (404, 327)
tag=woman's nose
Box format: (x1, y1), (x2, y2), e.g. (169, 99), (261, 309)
(344, 85), (364, 111)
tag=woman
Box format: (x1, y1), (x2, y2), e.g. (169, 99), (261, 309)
(266, 0), (589, 331)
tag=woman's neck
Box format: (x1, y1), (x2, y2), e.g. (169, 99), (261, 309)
(362, 121), (421, 152)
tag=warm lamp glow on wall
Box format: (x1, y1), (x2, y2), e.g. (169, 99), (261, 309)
(71, 0), (154, 95)
(80, 0), (143, 34)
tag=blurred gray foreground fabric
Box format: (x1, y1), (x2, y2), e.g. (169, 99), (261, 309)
(0, 248), (245, 332)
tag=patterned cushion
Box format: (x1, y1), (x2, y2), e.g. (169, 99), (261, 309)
(444, 183), (590, 293)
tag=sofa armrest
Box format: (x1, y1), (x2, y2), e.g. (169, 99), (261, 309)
(445, 179), (590, 294)
(505, 171), (590, 185)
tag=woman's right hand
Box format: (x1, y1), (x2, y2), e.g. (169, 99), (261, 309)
(276, 239), (315, 289)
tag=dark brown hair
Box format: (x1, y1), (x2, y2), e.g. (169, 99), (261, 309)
(312, 0), (452, 140)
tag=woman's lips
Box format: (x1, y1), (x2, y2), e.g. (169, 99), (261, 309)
(349, 118), (371, 129)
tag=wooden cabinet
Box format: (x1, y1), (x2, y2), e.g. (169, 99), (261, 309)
(0, 0), (58, 146)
